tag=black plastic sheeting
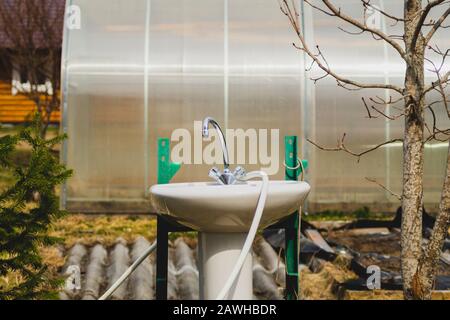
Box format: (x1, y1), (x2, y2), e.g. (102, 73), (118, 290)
(335, 206), (436, 237)
(263, 215), (450, 292)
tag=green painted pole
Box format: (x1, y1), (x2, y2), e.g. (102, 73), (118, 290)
(285, 212), (299, 300)
(156, 138), (181, 299)
(284, 135), (305, 300)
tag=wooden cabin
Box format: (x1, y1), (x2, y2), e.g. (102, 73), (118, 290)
(0, 0), (64, 124)
(0, 80), (60, 124)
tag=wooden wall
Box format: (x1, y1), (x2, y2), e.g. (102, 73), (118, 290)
(0, 81), (60, 123)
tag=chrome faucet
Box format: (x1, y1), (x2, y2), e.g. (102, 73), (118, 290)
(202, 117), (245, 185)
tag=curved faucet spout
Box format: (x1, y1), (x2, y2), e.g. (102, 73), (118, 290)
(202, 117), (230, 169)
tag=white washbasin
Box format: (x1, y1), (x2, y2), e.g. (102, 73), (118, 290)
(150, 180), (310, 232)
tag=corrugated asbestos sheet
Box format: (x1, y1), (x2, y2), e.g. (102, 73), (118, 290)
(59, 237), (285, 300)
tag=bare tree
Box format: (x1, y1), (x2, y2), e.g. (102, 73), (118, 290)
(279, 0), (449, 299)
(0, 0), (64, 137)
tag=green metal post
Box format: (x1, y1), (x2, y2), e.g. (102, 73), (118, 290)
(284, 136), (308, 180)
(285, 212), (299, 300)
(284, 136), (305, 300)
(155, 138), (181, 299)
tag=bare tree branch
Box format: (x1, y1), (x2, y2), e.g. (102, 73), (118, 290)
(425, 5), (450, 44)
(362, 97), (406, 120)
(318, 0), (407, 59)
(370, 95), (405, 107)
(424, 71), (450, 96)
(425, 56), (450, 118)
(365, 177), (403, 200)
(279, 0), (404, 93)
(307, 133), (403, 162)
(410, 0), (448, 50)
(361, 0), (406, 25)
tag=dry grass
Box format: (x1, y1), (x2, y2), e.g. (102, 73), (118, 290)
(344, 290), (450, 300)
(0, 246), (65, 298)
(300, 258), (358, 300)
(0, 270), (23, 295)
(300, 266), (336, 300)
(49, 214), (157, 248)
(343, 290), (404, 300)
(40, 246), (65, 273)
(1, 214), (156, 298)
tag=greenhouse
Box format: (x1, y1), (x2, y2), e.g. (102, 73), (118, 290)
(61, 0), (449, 213)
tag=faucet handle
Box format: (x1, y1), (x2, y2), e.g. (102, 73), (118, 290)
(233, 166), (246, 180)
(208, 167), (222, 181)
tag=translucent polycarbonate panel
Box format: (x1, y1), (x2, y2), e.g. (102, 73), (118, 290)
(227, 0), (303, 176)
(147, 0), (225, 185)
(62, 0), (447, 211)
(311, 78), (391, 204)
(305, 0), (400, 206)
(63, 0), (148, 202)
(305, 0), (448, 209)
(62, 0), (304, 210)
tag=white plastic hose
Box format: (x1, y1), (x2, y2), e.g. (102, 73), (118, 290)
(98, 241), (157, 300)
(215, 171), (269, 300)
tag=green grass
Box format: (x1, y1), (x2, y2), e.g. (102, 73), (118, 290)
(0, 124), (59, 136)
(0, 126), (59, 191)
(0, 168), (15, 190)
(304, 207), (393, 222)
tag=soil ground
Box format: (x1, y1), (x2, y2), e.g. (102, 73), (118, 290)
(327, 229), (450, 276)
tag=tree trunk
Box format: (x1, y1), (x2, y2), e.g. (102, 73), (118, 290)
(413, 144), (450, 299)
(402, 0), (425, 299)
(401, 84), (425, 300)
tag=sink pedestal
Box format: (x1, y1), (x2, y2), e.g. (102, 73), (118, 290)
(198, 233), (253, 300)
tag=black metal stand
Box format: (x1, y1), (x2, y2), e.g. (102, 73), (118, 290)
(155, 216), (193, 300)
(155, 213), (298, 300)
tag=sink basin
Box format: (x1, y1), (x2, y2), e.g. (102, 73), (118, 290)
(150, 180), (310, 232)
